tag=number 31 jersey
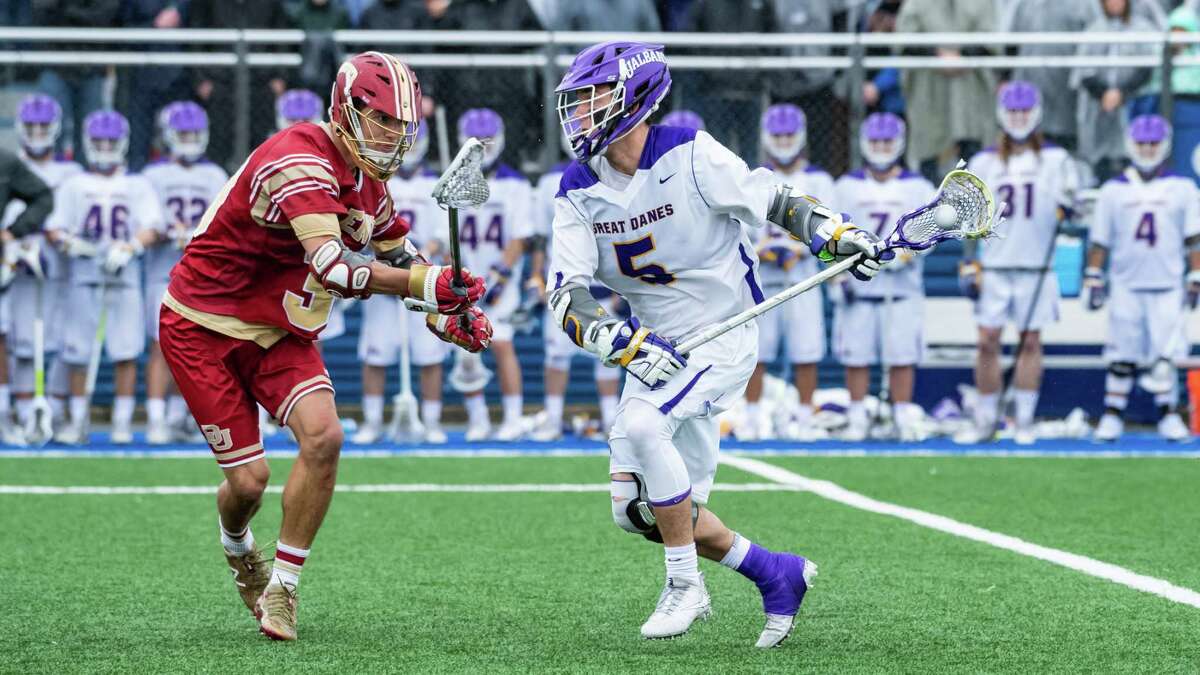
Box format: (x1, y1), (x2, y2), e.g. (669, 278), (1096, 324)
(141, 159), (229, 285)
(1089, 170), (1200, 291)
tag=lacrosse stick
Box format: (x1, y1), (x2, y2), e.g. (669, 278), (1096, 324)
(677, 167), (1000, 355)
(25, 263), (53, 446)
(429, 138), (490, 323)
(83, 281), (111, 433)
(387, 305), (426, 442)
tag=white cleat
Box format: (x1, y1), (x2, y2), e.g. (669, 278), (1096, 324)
(1, 419), (28, 447)
(422, 427), (448, 444)
(110, 424), (133, 445)
(953, 422), (994, 445)
(351, 421), (384, 445)
(1013, 425), (1037, 446)
(1093, 413), (1124, 442)
(54, 423), (87, 446)
(1158, 413), (1190, 442)
(530, 419), (563, 442)
(494, 420), (526, 442)
(737, 421), (761, 441)
(640, 573), (712, 640)
(146, 421), (171, 445)
(465, 421), (492, 442)
(840, 423), (868, 443)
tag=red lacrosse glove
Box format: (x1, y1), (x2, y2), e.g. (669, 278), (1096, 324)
(426, 305), (493, 352)
(408, 264), (486, 314)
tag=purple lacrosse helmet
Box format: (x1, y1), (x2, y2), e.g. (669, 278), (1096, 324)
(996, 80), (1042, 142)
(276, 89), (323, 131)
(661, 109), (705, 131)
(860, 112), (906, 171)
(16, 94), (62, 157)
(160, 100), (208, 162)
(1126, 114), (1172, 173)
(458, 108), (505, 168)
(555, 41), (671, 161)
(83, 110), (130, 170)
(760, 104), (807, 166)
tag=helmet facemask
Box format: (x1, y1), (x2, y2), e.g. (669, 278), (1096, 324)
(19, 121), (59, 158)
(86, 137), (127, 171)
(557, 82), (629, 162)
(165, 128), (208, 163)
(335, 101), (418, 181)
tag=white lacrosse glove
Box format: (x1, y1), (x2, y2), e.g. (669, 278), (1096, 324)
(102, 239), (145, 274)
(586, 316), (686, 390)
(810, 214), (893, 281)
(60, 234), (99, 258)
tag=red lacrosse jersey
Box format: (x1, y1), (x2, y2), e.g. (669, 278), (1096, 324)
(164, 122), (410, 346)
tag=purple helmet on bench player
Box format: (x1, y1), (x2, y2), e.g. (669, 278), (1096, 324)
(83, 110), (129, 170)
(1126, 114), (1172, 173)
(276, 89), (323, 131)
(458, 108), (504, 168)
(860, 112), (905, 171)
(761, 103), (807, 166)
(997, 80), (1041, 142)
(661, 109), (705, 131)
(160, 100), (208, 163)
(555, 41), (671, 161)
(16, 94), (62, 158)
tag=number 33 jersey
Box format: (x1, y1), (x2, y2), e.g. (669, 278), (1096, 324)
(549, 126), (778, 341)
(141, 159), (230, 285)
(1089, 170), (1200, 291)
(166, 122), (408, 346)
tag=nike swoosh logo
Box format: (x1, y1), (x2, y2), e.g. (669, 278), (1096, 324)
(659, 173), (677, 184)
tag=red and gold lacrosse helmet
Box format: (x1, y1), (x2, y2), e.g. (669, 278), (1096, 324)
(329, 51), (422, 181)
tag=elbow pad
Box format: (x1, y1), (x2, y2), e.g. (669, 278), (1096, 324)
(307, 238), (373, 299)
(548, 282), (612, 353)
(766, 184), (838, 246)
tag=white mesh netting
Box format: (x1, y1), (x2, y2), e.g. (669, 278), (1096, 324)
(431, 138), (491, 209)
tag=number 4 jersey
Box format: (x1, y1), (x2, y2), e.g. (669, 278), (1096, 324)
(141, 159), (230, 286)
(165, 122), (407, 346)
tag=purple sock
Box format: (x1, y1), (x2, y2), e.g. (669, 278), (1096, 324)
(735, 543), (777, 584)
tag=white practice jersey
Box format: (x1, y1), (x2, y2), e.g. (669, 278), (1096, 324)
(1, 155), (82, 281)
(751, 163), (834, 288)
(534, 162), (571, 239)
(550, 127), (779, 341)
(968, 144), (1078, 270)
(387, 165), (445, 255)
(46, 170), (165, 287)
(455, 163), (533, 275)
(1090, 170), (1200, 291)
(835, 168), (936, 298)
(141, 159), (228, 284)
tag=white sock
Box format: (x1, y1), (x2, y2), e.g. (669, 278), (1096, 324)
(421, 399), (442, 428)
(15, 398), (32, 426)
(270, 541), (308, 589)
(664, 543), (700, 584)
(0, 384), (9, 417)
(464, 394), (488, 427)
(975, 392), (999, 428)
(599, 395), (618, 429)
(147, 398), (166, 425)
(362, 394), (384, 426)
(544, 394), (564, 426)
(719, 532), (752, 570)
(69, 395), (89, 427)
(795, 403), (814, 425)
(745, 402), (760, 424)
(502, 394), (523, 426)
(220, 518), (255, 556)
(50, 397), (65, 424)
(848, 400), (867, 429)
(1013, 389), (1039, 428)
(112, 396), (134, 427)
(167, 395), (188, 425)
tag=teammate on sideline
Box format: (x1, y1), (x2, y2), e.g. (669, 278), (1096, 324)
(742, 104), (833, 441)
(548, 41), (889, 646)
(45, 111), (165, 445)
(158, 52), (491, 641)
(661, 109), (705, 131)
(454, 108), (533, 441)
(142, 101), (228, 444)
(958, 81), (1079, 445)
(832, 113), (936, 442)
(1086, 114), (1199, 442)
(356, 122), (451, 444)
(1, 94), (78, 442)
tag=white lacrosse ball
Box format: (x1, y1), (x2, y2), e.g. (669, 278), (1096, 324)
(933, 203), (958, 229)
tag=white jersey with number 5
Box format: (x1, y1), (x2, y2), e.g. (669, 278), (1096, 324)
(967, 144), (1077, 270)
(141, 159), (229, 284)
(1090, 170), (1200, 291)
(550, 126), (778, 341)
(834, 168), (936, 298)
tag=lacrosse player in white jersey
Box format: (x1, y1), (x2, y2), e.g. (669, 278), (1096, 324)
(833, 113), (936, 442)
(742, 103), (834, 441)
(959, 81), (1080, 445)
(454, 108), (534, 441)
(141, 101), (228, 444)
(549, 41), (890, 646)
(355, 122), (451, 444)
(45, 111), (165, 444)
(1086, 115), (1200, 442)
(1, 94), (81, 442)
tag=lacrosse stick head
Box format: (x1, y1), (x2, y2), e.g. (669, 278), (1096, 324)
(887, 169), (1000, 251)
(431, 137), (491, 210)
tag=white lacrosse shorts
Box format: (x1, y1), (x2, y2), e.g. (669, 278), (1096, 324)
(357, 295), (447, 368)
(607, 322), (758, 505)
(976, 269), (1060, 332)
(756, 282), (825, 365)
(3, 275), (56, 358)
(144, 280), (169, 341)
(833, 295), (925, 367)
(1103, 285), (1187, 365)
(60, 283), (145, 366)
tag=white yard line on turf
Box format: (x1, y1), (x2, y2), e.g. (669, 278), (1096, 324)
(721, 455), (1200, 610)
(0, 482), (796, 496)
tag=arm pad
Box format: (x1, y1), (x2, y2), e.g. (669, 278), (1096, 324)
(307, 238), (373, 299)
(548, 282), (612, 352)
(766, 184), (837, 246)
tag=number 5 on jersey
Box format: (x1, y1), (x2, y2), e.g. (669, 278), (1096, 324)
(613, 234), (675, 285)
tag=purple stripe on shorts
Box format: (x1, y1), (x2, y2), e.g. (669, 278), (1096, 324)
(659, 365), (713, 415)
(650, 486), (691, 507)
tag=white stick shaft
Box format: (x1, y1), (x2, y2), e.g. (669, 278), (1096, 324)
(398, 304), (413, 398)
(675, 254), (860, 355)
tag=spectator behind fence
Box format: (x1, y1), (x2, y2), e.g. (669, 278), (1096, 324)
(187, 0), (290, 171)
(342, 0), (374, 27)
(1002, 0), (1096, 151)
(896, 0), (998, 185)
(31, 0), (120, 159)
(770, 0), (843, 173)
(681, 0), (778, 158)
(861, 0), (905, 118)
(121, 0), (193, 170)
(1072, 0), (1158, 183)
(287, 0), (351, 97)
(557, 0), (661, 32)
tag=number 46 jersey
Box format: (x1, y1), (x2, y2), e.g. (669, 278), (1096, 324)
(141, 159), (229, 286)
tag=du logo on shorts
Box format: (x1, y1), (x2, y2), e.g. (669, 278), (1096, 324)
(201, 424), (233, 452)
